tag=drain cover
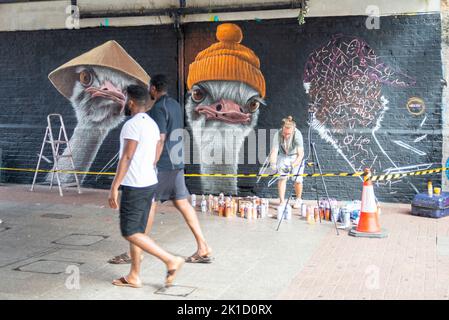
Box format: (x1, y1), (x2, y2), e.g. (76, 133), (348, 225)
(0, 226), (10, 233)
(52, 234), (108, 246)
(15, 259), (82, 274)
(41, 213), (72, 219)
(155, 285), (197, 297)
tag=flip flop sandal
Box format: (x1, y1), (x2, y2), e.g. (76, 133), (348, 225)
(185, 253), (214, 264)
(165, 258), (185, 287)
(108, 252), (143, 264)
(108, 252), (131, 264)
(112, 276), (142, 288)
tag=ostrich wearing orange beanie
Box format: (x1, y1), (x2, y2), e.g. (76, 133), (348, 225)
(186, 24), (266, 194)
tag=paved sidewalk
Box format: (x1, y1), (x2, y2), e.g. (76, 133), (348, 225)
(0, 184), (449, 300)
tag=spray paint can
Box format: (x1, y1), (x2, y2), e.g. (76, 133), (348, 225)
(306, 206), (314, 224)
(342, 207), (351, 229)
(232, 198), (237, 216)
(201, 195), (207, 214)
(214, 197), (219, 212)
(208, 195), (213, 213)
(218, 201), (224, 217)
(252, 199), (258, 219)
(325, 206), (330, 221)
(301, 203), (307, 218)
(428, 180), (433, 197)
(191, 194), (196, 208)
(259, 200), (265, 218)
(331, 206), (339, 223)
(314, 207), (319, 222)
(225, 197), (232, 217)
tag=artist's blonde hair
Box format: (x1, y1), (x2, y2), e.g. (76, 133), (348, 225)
(282, 115), (296, 129)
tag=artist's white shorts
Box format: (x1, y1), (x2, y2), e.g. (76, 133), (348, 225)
(277, 154), (304, 183)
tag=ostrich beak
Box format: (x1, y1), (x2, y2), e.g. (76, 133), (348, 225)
(85, 80), (126, 110)
(196, 99), (251, 124)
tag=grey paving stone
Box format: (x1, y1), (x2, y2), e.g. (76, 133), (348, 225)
(155, 285), (197, 297)
(0, 246), (58, 268)
(15, 260), (82, 274)
(437, 236), (449, 256)
(52, 234), (108, 246)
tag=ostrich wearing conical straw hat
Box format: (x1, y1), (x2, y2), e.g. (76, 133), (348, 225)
(48, 40), (150, 183)
(185, 23), (266, 195)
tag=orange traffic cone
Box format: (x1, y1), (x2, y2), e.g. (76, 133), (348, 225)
(349, 168), (387, 238)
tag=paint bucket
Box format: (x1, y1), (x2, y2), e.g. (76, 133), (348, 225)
(277, 203), (291, 220)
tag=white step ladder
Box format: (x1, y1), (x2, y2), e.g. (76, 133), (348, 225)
(30, 114), (81, 196)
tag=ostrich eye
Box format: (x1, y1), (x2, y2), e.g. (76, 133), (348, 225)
(79, 70), (93, 87)
(246, 99), (260, 113)
(191, 87), (206, 103)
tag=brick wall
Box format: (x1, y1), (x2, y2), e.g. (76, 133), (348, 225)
(0, 14), (443, 202)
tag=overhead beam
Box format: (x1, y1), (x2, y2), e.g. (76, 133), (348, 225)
(79, 1), (304, 19)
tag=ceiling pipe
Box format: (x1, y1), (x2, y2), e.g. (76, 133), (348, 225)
(79, 1), (303, 19)
(174, 0), (186, 109)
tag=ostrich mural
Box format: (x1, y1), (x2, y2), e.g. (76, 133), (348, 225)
(185, 23), (266, 195)
(48, 40), (150, 183)
(303, 35), (418, 176)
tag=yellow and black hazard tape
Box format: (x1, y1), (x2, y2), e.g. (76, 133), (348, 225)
(370, 167), (448, 182)
(184, 172), (366, 178)
(0, 166), (448, 181)
(0, 167), (115, 176)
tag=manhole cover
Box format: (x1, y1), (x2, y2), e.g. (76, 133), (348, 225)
(155, 285), (197, 297)
(41, 213), (72, 219)
(0, 226), (11, 233)
(52, 234), (108, 246)
(15, 259), (82, 274)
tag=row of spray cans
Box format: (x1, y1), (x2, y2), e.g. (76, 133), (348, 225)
(238, 197), (270, 220)
(192, 194), (269, 219)
(298, 198), (361, 229)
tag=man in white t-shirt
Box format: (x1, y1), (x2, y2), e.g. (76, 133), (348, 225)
(108, 85), (184, 288)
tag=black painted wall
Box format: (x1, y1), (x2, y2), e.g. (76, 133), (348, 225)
(0, 24), (178, 188)
(0, 14), (443, 203)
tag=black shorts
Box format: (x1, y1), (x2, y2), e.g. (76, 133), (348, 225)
(119, 184), (156, 237)
(155, 169), (190, 202)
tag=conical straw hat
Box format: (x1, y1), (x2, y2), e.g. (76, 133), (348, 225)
(48, 40), (150, 99)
